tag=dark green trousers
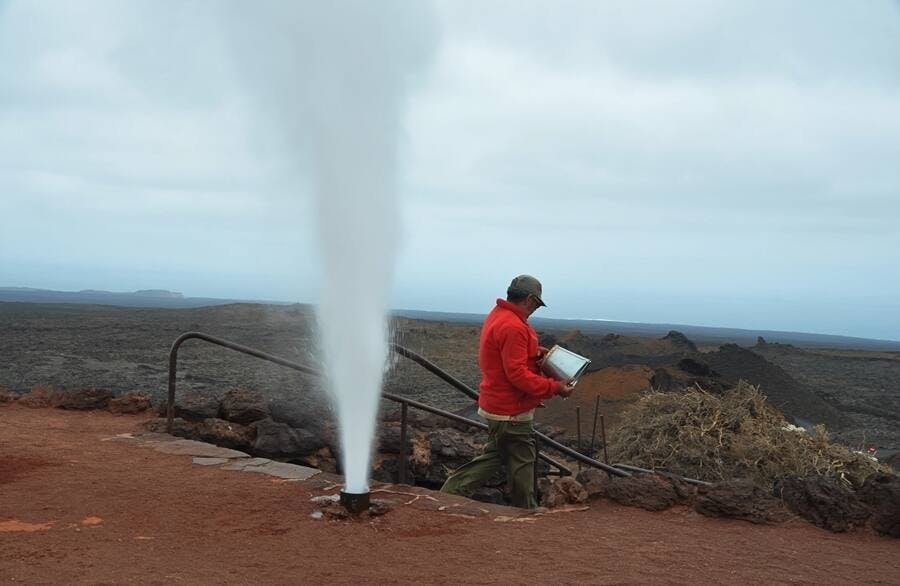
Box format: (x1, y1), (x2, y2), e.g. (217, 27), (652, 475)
(440, 418), (537, 509)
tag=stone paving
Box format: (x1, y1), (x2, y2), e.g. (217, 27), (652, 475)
(108, 431), (320, 481)
(106, 430), (535, 520)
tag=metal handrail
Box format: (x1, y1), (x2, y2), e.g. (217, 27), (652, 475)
(164, 332), (715, 486)
(388, 341), (630, 477)
(166, 331), (576, 478)
(389, 344), (480, 401)
(386, 344), (710, 485)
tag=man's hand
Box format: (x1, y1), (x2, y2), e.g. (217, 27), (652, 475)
(557, 382), (576, 398)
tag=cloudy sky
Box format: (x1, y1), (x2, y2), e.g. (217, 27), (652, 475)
(1, 1), (899, 340)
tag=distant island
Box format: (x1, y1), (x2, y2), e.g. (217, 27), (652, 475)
(75, 289), (185, 299)
(0, 287), (242, 309)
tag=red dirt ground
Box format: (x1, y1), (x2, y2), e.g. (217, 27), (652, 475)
(1, 404), (897, 585)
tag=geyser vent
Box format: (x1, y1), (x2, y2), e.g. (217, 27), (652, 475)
(339, 490), (370, 515)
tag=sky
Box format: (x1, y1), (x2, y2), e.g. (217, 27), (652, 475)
(1, 0), (899, 340)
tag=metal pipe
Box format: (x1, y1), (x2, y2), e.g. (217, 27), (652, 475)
(611, 463), (711, 487)
(382, 392), (487, 429)
(339, 490), (370, 515)
(600, 414), (609, 464)
(589, 396), (600, 455)
(167, 342), (178, 431)
(576, 405), (582, 471)
(399, 402), (408, 485)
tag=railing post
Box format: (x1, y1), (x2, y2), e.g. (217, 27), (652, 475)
(576, 405), (582, 472)
(589, 396), (600, 456)
(533, 433), (540, 502)
(166, 340), (180, 434)
(600, 413), (609, 464)
(399, 402), (408, 485)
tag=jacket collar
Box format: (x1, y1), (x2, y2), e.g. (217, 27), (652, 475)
(496, 298), (529, 323)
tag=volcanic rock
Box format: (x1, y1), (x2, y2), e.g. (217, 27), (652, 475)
(220, 388), (269, 425)
(886, 453), (900, 473)
(371, 454), (407, 484)
(195, 418), (256, 451)
(54, 387), (114, 410)
(378, 423), (404, 454)
(677, 358), (715, 377)
(268, 398), (332, 437)
(108, 391), (152, 414)
(774, 475), (870, 533)
(410, 427), (483, 486)
(298, 447), (338, 474)
(142, 417), (202, 441)
(252, 418), (324, 458)
(18, 385), (59, 408)
(662, 331), (698, 352)
(170, 392), (220, 421)
(542, 477), (588, 508)
(575, 468), (608, 499)
(428, 427), (479, 460)
(694, 480), (788, 524)
(471, 487), (506, 505)
(603, 473), (690, 511)
(858, 473), (900, 538)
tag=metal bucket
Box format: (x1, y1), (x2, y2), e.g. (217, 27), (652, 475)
(541, 345), (591, 383)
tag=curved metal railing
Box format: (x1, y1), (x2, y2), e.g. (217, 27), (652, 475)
(166, 331), (710, 485)
(165, 331), (577, 479)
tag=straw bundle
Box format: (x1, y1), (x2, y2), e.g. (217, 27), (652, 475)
(608, 382), (889, 487)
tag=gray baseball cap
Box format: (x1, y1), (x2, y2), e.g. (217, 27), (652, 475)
(508, 274), (546, 307)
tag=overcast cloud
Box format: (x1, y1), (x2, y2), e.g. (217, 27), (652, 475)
(1, 0), (899, 339)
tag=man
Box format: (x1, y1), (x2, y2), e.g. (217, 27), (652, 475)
(441, 275), (574, 508)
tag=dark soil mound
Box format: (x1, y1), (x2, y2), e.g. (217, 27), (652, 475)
(702, 344), (846, 427)
(650, 359), (730, 393)
(554, 330), (698, 370)
(535, 365), (653, 438)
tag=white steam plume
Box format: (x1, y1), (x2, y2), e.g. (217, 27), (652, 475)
(223, 2), (436, 492)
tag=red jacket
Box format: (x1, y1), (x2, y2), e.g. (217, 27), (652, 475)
(478, 299), (562, 416)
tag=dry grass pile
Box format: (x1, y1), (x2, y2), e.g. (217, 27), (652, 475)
(608, 382), (890, 487)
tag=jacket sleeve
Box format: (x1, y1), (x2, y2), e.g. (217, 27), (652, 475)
(498, 323), (561, 399)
